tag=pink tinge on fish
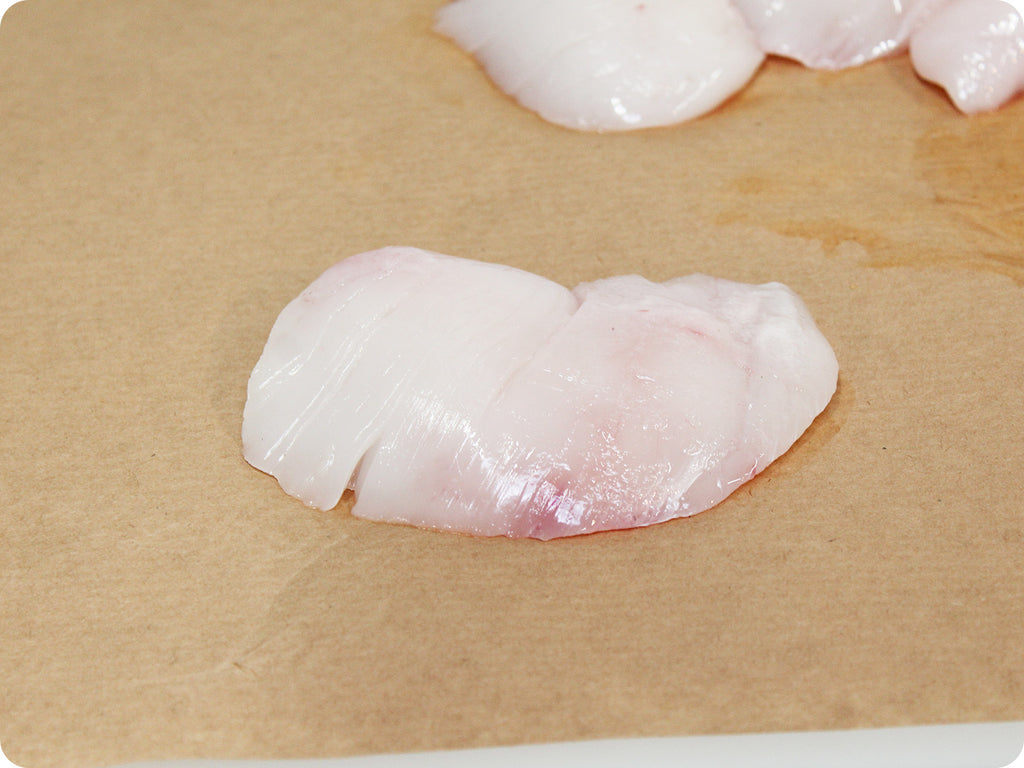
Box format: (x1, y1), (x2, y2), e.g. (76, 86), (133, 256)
(434, 0), (765, 131)
(910, 0), (1024, 113)
(242, 247), (838, 540)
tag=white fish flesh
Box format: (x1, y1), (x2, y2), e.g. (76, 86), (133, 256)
(910, 0), (1024, 112)
(435, 0), (1023, 126)
(242, 247), (838, 540)
(730, 0), (946, 70)
(434, 0), (765, 131)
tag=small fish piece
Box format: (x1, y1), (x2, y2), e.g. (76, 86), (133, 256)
(731, 0), (948, 70)
(909, 0), (1024, 112)
(434, 0), (765, 131)
(242, 247), (838, 540)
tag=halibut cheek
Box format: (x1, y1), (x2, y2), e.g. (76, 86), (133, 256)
(243, 247), (838, 540)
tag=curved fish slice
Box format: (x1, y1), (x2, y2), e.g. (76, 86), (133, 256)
(242, 247), (838, 540)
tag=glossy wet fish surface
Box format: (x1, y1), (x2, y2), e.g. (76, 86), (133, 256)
(910, 0), (1024, 113)
(242, 247), (838, 540)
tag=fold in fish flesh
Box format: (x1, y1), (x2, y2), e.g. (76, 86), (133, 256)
(242, 247), (838, 540)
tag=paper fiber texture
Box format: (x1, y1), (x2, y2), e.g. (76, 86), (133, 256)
(1, 2), (1022, 766)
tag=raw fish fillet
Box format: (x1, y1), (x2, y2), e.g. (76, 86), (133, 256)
(731, 0), (947, 69)
(434, 0), (765, 131)
(242, 247), (838, 540)
(434, 0), (1023, 124)
(910, 0), (1024, 112)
